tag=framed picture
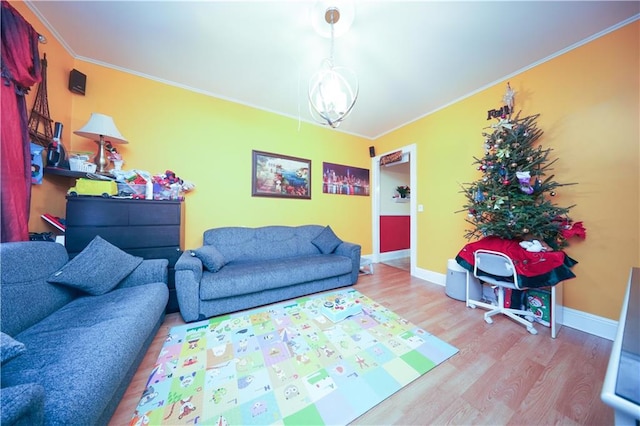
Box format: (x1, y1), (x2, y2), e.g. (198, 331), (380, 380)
(252, 150), (311, 199)
(322, 162), (370, 196)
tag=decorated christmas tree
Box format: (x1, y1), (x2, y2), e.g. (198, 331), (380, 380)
(460, 84), (585, 250)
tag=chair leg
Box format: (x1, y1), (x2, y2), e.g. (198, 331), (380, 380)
(493, 286), (538, 334)
(484, 307), (501, 324)
(503, 309), (538, 334)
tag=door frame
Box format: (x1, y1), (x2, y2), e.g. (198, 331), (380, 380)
(371, 143), (417, 275)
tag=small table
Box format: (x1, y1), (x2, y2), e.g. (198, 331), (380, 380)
(359, 258), (374, 275)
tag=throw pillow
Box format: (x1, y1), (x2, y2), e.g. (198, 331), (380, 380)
(191, 245), (226, 272)
(48, 236), (143, 295)
(1, 332), (25, 364)
(312, 225), (343, 254)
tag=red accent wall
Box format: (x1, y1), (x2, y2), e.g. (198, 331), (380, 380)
(380, 215), (410, 252)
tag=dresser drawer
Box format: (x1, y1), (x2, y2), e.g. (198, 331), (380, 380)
(66, 225), (181, 253)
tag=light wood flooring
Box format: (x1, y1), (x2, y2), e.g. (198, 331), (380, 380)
(381, 257), (411, 272)
(110, 263), (614, 425)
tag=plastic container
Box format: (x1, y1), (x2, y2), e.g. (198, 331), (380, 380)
(68, 158), (97, 173)
(117, 183), (146, 198)
(445, 259), (482, 302)
(145, 180), (153, 200)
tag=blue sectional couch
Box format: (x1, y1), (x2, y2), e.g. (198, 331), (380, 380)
(175, 225), (361, 322)
(0, 239), (169, 425)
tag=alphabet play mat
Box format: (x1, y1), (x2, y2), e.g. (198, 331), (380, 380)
(130, 288), (458, 425)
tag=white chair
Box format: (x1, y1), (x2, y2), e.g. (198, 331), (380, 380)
(468, 249), (538, 335)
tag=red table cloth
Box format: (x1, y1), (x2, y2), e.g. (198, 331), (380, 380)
(455, 236), (577, 288)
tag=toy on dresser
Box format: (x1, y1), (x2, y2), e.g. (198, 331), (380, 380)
(321, 294), (363, 322)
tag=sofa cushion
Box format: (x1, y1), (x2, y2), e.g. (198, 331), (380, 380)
(311, 225), (343, 254)
(199, 254), (353, 300)
(203, 225), (326, 263)
(1, 332), (25, 364)
(1, 283), (168, 425)
(48, 236), (143, 295)
(1, 241), (74, 337)
(0, 383), (44, 426)
(191, 245), (226, 272)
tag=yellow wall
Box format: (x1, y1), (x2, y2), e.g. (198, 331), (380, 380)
(64, 62), (372, 250)
(16, 0), (638, 321)
(375, 21), (640, 320)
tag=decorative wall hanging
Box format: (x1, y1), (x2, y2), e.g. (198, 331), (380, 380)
(252, 150), (311, 199)
(322, 162), (369, 196)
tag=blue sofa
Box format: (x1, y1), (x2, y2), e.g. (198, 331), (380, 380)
(0, 240), (169, 425)
(175, 225), (361, 322)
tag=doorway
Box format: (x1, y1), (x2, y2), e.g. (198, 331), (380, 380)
(371, 144), (417, 274)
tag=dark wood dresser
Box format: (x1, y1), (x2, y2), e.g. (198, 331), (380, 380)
(65, 196), (184, 313)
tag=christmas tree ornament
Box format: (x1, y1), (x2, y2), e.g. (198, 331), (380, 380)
(503, 82), (515, 112)
(550, 191), (556, 196)
(523, 228), (529, 234)
(516, 171), (534, 194)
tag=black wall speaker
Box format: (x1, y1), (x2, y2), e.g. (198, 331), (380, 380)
(68, 69), (86, 95)
(369, 146), (376, 157)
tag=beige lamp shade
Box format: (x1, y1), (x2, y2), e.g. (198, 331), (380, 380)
(74, 113), (128, 144)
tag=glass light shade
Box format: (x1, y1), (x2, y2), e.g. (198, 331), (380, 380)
(308, 64), (358, 128)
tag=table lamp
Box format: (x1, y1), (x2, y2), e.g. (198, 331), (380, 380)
(74, 113), (128, 173)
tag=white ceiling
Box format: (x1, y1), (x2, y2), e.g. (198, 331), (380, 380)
(26, 1), (639, 140)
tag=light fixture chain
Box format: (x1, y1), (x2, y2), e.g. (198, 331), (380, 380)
(329, 11), (335, 67)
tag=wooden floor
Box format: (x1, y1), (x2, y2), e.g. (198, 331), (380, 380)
(110, 264), (614, 425)
(381, 257), (411, 272)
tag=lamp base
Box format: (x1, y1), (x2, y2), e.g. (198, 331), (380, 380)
(94, 137), (110, 174)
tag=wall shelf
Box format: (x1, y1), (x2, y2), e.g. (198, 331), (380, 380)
(44, 166), (88, 179)
(394, 198), (409, 203)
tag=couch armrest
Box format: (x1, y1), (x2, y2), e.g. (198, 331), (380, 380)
(335, 241), (362, 284)
(174, 251), (204, 322)
(1, 383), (44, 426)
(116, 258), (169, 289)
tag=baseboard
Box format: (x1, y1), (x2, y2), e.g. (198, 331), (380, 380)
(415, 266), (446, 286)
(413, 266), (618, 341)
(561, 307), (618, 341)
(378, 249), (410, 262)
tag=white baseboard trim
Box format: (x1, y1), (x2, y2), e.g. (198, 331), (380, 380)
(415, 266), (446, 286)
(378, 249), (411, 262)
(561, 307), (618, 341)
(412, 266), (618, 341)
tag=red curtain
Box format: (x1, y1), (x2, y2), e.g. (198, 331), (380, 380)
(1, 1), (41, 242)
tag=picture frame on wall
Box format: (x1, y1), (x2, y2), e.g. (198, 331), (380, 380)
(322, 162), (370, 196)
(252, 150), (311, 199)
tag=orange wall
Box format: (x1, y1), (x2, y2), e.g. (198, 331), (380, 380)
(14, 2), (76, 232)
(16, 0), (639, 320)
(375, 21), (640, 320)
